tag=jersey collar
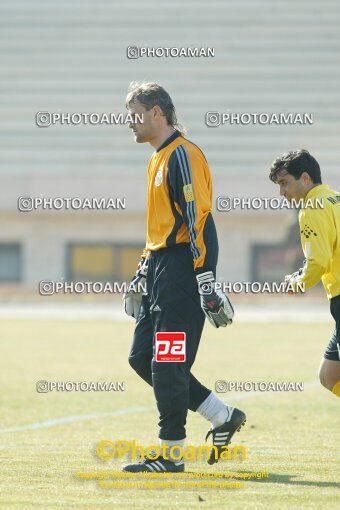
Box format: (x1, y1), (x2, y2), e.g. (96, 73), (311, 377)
(304, 184), (329, 202)
(156, 130), (181, 152)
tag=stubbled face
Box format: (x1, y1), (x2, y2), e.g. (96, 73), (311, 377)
(127, 100), (155, 143)
(275, 169), (311, 202)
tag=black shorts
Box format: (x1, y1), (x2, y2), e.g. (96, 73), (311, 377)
(324, 294), (340, 361)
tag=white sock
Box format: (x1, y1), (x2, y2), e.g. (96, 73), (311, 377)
(159, 438), (184, 463)
(197, 392), (234, 428)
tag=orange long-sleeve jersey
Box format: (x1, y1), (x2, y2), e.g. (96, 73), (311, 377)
(142, 130), (218, 273)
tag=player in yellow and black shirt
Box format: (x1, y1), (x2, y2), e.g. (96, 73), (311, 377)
(122, 82), (246, 473)
(269, 149), (340, 398)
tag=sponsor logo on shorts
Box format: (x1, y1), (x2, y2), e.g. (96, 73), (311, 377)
(155, 332), (186, 362)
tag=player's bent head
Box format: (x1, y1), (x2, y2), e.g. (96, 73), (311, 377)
(269, 149), (322, 202)
(269, 149), (322, 185)
(125, 81), (184, 143)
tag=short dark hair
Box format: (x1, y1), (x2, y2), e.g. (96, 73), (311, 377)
(269, 149), (322, 184)
(125, 81), (185, 135)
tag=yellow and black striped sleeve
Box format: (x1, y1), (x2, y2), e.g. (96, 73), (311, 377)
(166, 144), (218, 274)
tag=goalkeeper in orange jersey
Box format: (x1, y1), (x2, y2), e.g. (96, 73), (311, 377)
(122, 82), (246, 472)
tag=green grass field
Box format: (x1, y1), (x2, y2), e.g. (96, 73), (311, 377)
(0, 318), (339, 509)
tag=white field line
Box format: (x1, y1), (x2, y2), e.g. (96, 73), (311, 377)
(0, 303), (331, 322)
(0, 381), (319, 434)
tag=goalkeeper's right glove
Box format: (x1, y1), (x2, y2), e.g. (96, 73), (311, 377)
(123, 257), (148, 319)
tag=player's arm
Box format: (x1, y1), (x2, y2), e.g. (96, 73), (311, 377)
(167, 146), (234, 327)
(286, 205), (335, 291)
(167, 147), (217, 272)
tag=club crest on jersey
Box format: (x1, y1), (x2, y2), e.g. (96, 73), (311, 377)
(155, 169), (163, 187)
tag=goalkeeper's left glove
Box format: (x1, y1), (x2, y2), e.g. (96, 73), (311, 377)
(196, 271), (234, 328)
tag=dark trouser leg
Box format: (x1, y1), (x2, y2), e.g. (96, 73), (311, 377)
(128, 294), (210, 412)
(128, 295), (153, 386)
(149, 245), (210, 440)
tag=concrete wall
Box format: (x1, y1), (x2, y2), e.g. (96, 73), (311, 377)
(0, 174), (302, 284)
